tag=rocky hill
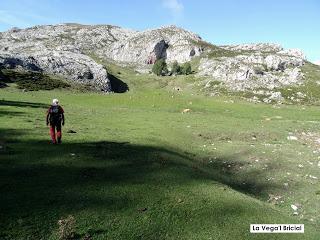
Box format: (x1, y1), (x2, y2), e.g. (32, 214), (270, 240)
(0, 23), (316, 99)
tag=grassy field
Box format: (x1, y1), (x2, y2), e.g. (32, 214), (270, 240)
(1, 81), (320, 239)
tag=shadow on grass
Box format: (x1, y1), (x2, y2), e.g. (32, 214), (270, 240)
(0, 99), (48, 109)
(0, 100), (48, 118)
(0, 109), (27, 118)
(108, 73), (129, 93)
(0, 127), (281, 239)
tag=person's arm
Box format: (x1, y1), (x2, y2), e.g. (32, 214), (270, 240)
(61, 113), (65, 126)
(60, 106), (65, 126)
(46, 110), (50, 125)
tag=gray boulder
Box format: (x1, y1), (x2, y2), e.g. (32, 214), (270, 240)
(0, 51), (111, 91)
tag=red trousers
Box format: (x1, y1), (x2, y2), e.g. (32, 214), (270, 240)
(50, 122), (62, 144)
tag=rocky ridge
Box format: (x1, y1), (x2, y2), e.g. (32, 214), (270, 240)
(0, 23), (309, 95)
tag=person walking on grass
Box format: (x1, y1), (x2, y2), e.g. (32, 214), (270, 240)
(46, 98), (65, 144)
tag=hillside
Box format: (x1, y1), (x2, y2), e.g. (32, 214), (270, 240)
(1, 23), (319, 103)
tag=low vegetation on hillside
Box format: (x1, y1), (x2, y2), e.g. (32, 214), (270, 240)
(152, 59), (192, 76)
(0, 69), (70, 91)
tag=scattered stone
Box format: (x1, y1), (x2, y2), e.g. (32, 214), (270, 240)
(268, 194), (283, 205)
(83, 233), (93, 240)
(291, 204), (298, 211)
(287, 136), (298, 141)
(309, 175), (318, 180)
(138, 207), (148, 212)
(67, 130), (77, 133)
(182, 108), (191, 113)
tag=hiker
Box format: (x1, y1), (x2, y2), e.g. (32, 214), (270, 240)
(46, 98), (65, 144)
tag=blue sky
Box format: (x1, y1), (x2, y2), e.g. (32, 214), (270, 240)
(0, 0), (319, 63)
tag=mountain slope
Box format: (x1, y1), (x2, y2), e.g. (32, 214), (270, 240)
(0, 23), (318, 99)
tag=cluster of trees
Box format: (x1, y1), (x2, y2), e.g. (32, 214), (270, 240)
(152, 59), (192, 76)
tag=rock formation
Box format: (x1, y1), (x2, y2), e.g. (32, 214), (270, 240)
(0, 23), (308, 94)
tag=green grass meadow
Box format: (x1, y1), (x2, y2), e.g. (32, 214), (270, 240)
(1, 82), (320, 239)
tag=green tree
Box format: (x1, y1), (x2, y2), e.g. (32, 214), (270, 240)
(171, 61), (181, 75)
(152, 59), (168, 76)
(181, 62), (192, 75)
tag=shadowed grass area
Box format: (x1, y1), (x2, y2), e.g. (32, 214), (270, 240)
(0, 129), (316, 240)
(0, 99), (48, 108)
(1, 89), (320, 239)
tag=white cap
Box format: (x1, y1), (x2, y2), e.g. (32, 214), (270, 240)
(52, 98), (59, 105)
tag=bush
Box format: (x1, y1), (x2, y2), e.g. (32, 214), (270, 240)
(181, 62), (192, 75)
(0, 68), (4, 80)
(0, 69), (7, 88)
(171, 61), (181, 75)
(152, 59), (168, 76)
(253, 66), (265, 75)
(1, 70), (70, 91)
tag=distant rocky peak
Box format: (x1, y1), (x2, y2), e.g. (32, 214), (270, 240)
(220, 43), (283, 52)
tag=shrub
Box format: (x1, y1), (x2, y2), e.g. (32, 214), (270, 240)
(181, 62), (192, 75)
(171, 61), (181, 75)
(0, 68), (4, 80)
(253, 66), (265, 75)
(1, 70), (70, 91)
(152, 59), (168, 76)
(0, 69), (7, 88)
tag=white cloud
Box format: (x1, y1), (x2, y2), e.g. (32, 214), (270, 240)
(162, 0), (184, 21)
(314, 60), (320, 66)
